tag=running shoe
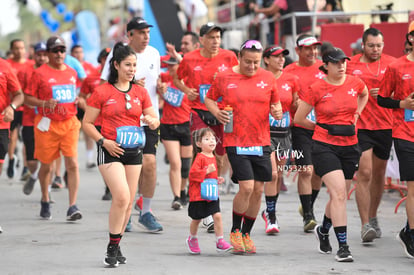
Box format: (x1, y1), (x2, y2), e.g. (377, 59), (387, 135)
(134, 196), (143, 212)
(117, 246), (127, 264)
(86, 162), (97, 169)
(40, 201), (51, 220)
(102, 187), (112, 201)
(361, 223), (376, 243)
(20, 166), (31, 181)
(280, 178), (288, 192)
(203, 215), (215, 233)
(303, 214), (317, 233)
(230, 230), (245, 253)
(369, 217), (382, 238)
(335, 245), (353, 262)
(186, 236), (201, 254)
(242, 233), (256, 254)
(314, 225), (332, 254)
(397, 228), (414, 259)
(66, 205), (82, 221)
(7, 157), (15, 179)
(125, 216), (132, 232)
(171, 197), (183, 210)
(262, 210), (280, 234)
(23, 177), (36, 195)
(51, 176), (63, 189)
(138, 212), (163, 233)
(298, 205), (303, 217)
(216, 238), (232, 253)
(103, 245), (119, 267)
(0, 225), (2, 233)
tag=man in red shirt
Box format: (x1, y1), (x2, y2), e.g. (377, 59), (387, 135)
(284, 34), (325, 232)
(25, 36), (82, 221)
(205, 40), (282, 254)
(346, 28), (396, 243)
(7, 39), (34, 180)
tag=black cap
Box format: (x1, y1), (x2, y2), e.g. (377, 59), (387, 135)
(126, 17), (153, 32)
(97, 48), (111, 64)
(263, 45), (289, 58)
(199, 22), (223, 37)
(46, 36), (66, 51)
(322, 47), (350, 63)
(162, 57), (179, 65)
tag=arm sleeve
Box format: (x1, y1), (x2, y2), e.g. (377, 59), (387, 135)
(189, 155), (207, 183)
(377, 95), (400, 109)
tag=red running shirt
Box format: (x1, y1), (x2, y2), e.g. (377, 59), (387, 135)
(0, 59), (21, 129)
(347, 54), (396, 130)
(7, 59), (34, 111)
(81, 71), (103, 126)
(208, 68), (280, 147)
(87, 83), (152, 141)
(379, 56), (414, 142)
(188, 153), (218, 202)
(18, 64), (37, 126)
(303, 75), (366, 146)
(276, 72), (300, 115)
(26, 64), (78, 121)
(176, 48), (238, 111)
(160, 72), (191, 124)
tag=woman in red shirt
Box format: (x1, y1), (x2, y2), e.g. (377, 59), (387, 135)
(295, 47), (368, 262)
(83, 42), (159, 267)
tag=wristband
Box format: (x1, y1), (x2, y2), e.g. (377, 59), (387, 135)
(97, 137), (105, 146)
(10, 104), (17, 111)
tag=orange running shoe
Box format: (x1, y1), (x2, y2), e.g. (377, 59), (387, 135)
(242, 233), (256, 254)
(230, 229), (245, 253)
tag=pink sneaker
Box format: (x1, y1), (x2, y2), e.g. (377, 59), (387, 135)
(216, 238), (233, 253)
(186, 236), (201, 254)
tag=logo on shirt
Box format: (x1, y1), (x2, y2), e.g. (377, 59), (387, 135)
(315, 72), (325, 79)
(322, 93), (333, 99)
(218, 64), (228, 72)
(256, 81), (268, 89)
(193, 66), (202, 71)
(352, 69), (363, 75)
(48, 78), (57, 83)
(70, 76), (76, 83)
(281, 84), (291, 91)
(381, 69), (386, 74)
(402, 74), (412, 80)
(149, 64), (154, 70)
(348, 89), (357, 96)
(106, 99), (117, 105)
(227, 83), (238, 89)
(133, 98), (141, 105)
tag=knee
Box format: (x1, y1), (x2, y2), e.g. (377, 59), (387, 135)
(358, 166), (371, 182)
(238, 185), (254, 198)
(113, 193), (130, 210)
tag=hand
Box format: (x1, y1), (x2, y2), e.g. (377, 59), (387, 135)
(1, 105), (14, 122)
(102, 139), (124, 158)
(141, 115), (160, 130)
(186, 87), (199, 101)
(215, 109), (230, 125)
(135, 77), (146, 87)
(44, 99), (59, 109)
(369, 88), (379, 99)
(218, 176), (225, 185)
(401, 92), (414, 110)
(271, 103), (283, 120)
(206, 163), (216, 174)
(166, 42), (178, 59)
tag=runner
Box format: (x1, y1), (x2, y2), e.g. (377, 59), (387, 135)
(377, 21), (414, 259)
(261, 45), (299, 234)
(284, 34), (325, 232)
(205, 40), (282, 254)
(83, 42), (159, 267)
(294, 47), (368, 262)
(24, 36), (82, 221)
(346, 27), (396, 243)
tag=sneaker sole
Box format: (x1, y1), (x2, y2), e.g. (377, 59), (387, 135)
(171, 202), (182, 210)
(335, 255), (354, 262)
(314, 226), (332, 254)
(266, 227), (280, 234)
(138, 222), (163, 233)
(67, 212), (82, 221)
(103, 259), (119, 267)
(216, 247), (233, 253)
(361, 229), (377, 243)
(304, 220), (317, 232)
(40, 215), (52, 220)
(396, 233), (414, 259)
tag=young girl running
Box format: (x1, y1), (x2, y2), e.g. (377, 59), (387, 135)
(186, 128), (232, 254)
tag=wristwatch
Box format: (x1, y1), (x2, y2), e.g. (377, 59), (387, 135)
(97, 137), (105, 146)
(10, 104), (17, 111)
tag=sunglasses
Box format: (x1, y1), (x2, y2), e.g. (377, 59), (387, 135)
(51, 48), (66, 53)
(125, 93), (131, 110)
(240, 40), (263, 51)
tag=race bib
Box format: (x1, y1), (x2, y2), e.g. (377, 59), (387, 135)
(404, 109), (414, 122)
(269, 111), (290, 128)
(306, 108), (316, 123)
(236, 146), (263, 156)
(199, 84), (211, 104)
(200, 178), (219, 201)
(164, 87), (184, 107)
(52, 84), (76, 103)
(116, 126), (146, 148)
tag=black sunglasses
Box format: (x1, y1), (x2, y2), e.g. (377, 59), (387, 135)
(51, 48), (66, 53)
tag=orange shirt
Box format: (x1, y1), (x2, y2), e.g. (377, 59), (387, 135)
(0, 59), (21, 129)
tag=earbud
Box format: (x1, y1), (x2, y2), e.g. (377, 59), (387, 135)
(362, 45), (364, 49)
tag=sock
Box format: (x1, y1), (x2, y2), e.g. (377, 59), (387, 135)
(180, 190), (186, 199)
(109, 233), (121, 247)
(320, 215), (332, 234)
(311, 189), (320, 208)
(142, 197), (151, 214)
(265, 196), (277, 214)
(299, 194), (312, 216)
(87, 150), (94, 163)
(30, 172), (38, 180)
(334, 226), (347, 246)
(231, 211), (244, 232)
(190, 234), (197, 240)
(216, 235), (224, 242)
(241, 215), (256, 235)
(405, 220), (410, 233)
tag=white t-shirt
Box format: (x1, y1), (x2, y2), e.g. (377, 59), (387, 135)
(101, 45), (161, 119)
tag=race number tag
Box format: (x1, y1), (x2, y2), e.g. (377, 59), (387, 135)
(404, 109), (414, 122)
(52, 84), (76, 103)
(269, 111), (290, 128)
(200, 178), (218, 200)
(199, 84), (211, 104)
(236, 146), (263, 156)
(116, 126), (146, 148)
(164, 87), (184, 107)
(306, 108), (316, 123)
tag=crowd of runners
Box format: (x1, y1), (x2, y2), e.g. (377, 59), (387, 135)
(1, 16), (414, 267)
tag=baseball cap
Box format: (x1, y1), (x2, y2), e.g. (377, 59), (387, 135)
(126, 17), (153, 32)
(34, 42), (47, 53)
(97, 48), (111, 64)
(350, 38), (363, 51)
(263, 45), (289, 58)
(46, 36), (66, 50)
(162, 56), (179, 65)
(296, 34), (322, 47)
(199, 22), (223, 37)
(322, 47), (350, 63)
